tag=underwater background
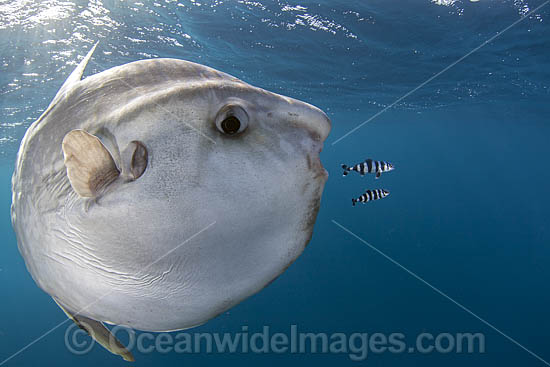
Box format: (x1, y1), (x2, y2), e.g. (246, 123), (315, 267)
(1, 0), (550, 366)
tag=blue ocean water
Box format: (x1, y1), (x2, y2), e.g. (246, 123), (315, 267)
(1, 0), (550, 366)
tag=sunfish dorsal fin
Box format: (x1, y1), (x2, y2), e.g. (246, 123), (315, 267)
(51, 42), (98, 106)
(62, 129), (120, 198)
(53, 299), (134, 362)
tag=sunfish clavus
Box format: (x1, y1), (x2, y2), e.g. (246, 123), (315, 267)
(11, 44), (330, 361)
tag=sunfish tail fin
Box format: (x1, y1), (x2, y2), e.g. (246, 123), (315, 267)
(53, 299), (134, 362)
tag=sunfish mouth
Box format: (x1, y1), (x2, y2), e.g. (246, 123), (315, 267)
(305, 114), (330, 180)
(280, 98), (331, 179)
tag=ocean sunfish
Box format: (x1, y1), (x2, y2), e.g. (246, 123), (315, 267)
(11, 43), (330, 361)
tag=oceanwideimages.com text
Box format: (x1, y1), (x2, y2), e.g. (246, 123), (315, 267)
(66, 324), (485, 361)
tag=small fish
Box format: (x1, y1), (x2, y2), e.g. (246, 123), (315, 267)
(352, 189), (390, 206)
(342, 159), (394, 179)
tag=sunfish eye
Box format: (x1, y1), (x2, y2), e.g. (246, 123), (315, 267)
(215, 104), (249, 136)
(221, 116), (240, 135)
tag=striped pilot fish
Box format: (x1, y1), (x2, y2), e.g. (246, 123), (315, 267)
(352, 189), (390, 206)
(342, 159), (394, 179)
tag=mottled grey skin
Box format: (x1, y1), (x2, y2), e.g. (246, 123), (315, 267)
(11, 46), (330, 331)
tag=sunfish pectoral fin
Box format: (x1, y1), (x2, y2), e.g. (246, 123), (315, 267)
(375, 171), (381, 179)
(62, 129), (120, 198)
(53, 299), (134, 362)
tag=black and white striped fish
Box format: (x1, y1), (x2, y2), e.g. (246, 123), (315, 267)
(352, 189), (390, 206)
(342, 159), (394, 179)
